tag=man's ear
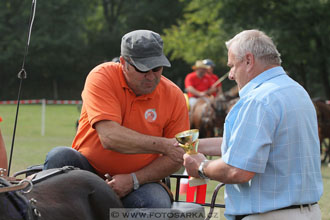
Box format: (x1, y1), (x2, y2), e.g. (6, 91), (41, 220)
(245, 53), (254, 71)
(120, 56), (129, 72)
(119, 56), (125, 64)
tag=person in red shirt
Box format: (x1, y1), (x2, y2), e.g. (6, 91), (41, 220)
(44, 30), (189, 210)
(203, 59), (223, 97)
(184, 60), (216, 108)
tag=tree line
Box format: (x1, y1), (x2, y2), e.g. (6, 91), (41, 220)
(1, 0), (329, 100)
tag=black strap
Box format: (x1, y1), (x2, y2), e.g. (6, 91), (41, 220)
(235, 202), (318, 220)
(7, 0), (37, 176)
(278, 202), (318, 211)
(235, 215), (249, 220)
(31, 166), (77, 184)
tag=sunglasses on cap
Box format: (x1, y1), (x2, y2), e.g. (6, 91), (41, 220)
(125, 59), (163, 73)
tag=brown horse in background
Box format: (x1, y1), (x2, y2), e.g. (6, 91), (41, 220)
(190, 86), (239, 138)
(313, 99), (330, 163)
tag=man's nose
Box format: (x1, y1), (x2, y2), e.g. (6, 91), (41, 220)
(145, 71), (156, 80)
(228, 70), (235, 80)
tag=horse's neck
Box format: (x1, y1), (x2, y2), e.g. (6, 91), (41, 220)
(214, 93), (226, 101)
(315, 102), (330, 120)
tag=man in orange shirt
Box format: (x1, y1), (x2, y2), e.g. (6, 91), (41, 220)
(44, 30), (189, 209)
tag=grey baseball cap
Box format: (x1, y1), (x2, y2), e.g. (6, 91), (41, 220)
(121, 30), (171, 71)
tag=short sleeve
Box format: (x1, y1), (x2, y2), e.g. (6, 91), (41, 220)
(222, 99), (276, 173)
(185, 73), (194, 88)
(82, 65), (122, 128)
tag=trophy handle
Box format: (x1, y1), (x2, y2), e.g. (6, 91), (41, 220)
(178, 140), (199, 155)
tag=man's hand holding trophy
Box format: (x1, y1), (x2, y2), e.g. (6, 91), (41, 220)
(175, 129), (209, 186)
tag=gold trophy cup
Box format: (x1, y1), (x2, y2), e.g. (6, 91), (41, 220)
(175, 129), (208, 186)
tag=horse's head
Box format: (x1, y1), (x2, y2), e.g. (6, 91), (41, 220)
(210, 95), (239, 136)
(211, 95), (228, 125)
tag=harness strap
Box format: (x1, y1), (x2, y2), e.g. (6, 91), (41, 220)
(0, 179), (32, 193)
(31, 166), (77, 184)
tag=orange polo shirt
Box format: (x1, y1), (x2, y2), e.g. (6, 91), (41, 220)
(72, 62), (189, 176)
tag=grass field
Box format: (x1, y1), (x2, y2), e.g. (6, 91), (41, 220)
(0, 104), (329, 219)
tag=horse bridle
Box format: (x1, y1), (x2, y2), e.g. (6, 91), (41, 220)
(0, 178), (33, 194)
(0, 166), (78, 220)
(0, 177), (40, 220)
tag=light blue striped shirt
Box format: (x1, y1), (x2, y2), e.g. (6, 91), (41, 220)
(221, 66), (323, 220)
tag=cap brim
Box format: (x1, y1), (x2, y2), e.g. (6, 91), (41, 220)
(130, 54), (171, 72)
(192, 65), (210, 70)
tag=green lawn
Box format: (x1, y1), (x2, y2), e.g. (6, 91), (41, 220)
(0, 105), (329, 219)
(0, 104), (80, 173)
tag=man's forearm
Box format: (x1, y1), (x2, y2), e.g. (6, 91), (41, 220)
(204, 159), (255, 184)
(186, 86), (204, 97)
(0, 131), (8, 172)
(95, 120), (172, 154)
(0, 151), (7, 170)
(198, 137), (222, 156)
(206, 87), (217, 95)
(135, 155), (182, 185)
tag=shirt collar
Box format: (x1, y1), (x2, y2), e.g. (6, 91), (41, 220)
(239, 66), (286, 98)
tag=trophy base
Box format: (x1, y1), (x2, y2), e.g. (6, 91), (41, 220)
(188, 177), (209, 187)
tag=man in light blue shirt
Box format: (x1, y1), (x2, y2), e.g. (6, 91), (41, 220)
(183, 30), (323, 220)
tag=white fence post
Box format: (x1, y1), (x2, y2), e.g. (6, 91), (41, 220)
(41, 99), (46, 136)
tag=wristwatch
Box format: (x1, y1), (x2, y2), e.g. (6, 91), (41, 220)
(131, 173), (140, 190)
(198, 160), (209, 179)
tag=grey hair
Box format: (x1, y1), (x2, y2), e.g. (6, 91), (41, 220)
(225, 30), (282, 66)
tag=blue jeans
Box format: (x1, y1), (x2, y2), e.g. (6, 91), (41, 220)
(44, 146), (171, 208)
(44, 146), (96, 172)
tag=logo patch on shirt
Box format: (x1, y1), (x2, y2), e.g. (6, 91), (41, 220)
(145, 109), (157, 122)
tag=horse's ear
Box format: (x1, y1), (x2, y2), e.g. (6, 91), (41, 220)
(216, 94), (226, 101)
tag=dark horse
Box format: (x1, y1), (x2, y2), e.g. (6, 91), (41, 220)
(190, 86), (239, 138)
(0, 167), (123, 220)
(313, 99), (330, 163)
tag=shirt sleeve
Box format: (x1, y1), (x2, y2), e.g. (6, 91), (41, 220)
(82, 65), (122, 128)
(163, 89), (190, 138)
(222, 99), (277, 173)
(184, 73), (194, 88)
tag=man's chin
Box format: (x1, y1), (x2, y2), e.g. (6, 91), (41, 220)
(139, 87), (156, 95)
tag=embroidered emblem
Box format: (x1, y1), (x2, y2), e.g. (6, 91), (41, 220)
(145, 109), (157, 122)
